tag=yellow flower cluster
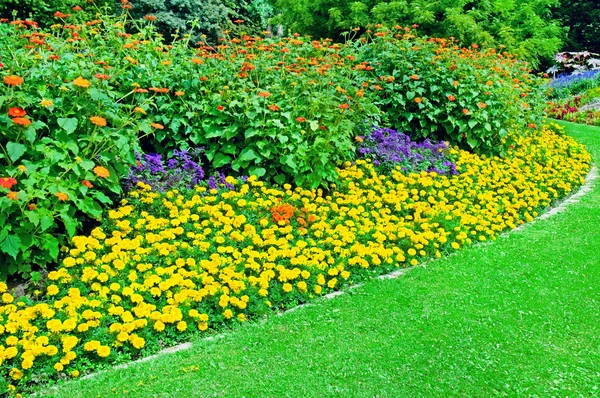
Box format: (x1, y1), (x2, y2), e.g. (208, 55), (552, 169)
(0, 127), (590, 393)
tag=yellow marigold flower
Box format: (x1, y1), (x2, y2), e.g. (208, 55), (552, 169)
(223, 309), (233, 319)
(47, 284), (59, 296)
(41, 98), (54, 107)
(2, 293), (13, 303)
(71, 370), (80, 378)
(9, 368), (23, 380)
(54, 362), (64, 372)
(282, 283), (293, 293)
(176, 321), (187, 331)
(97, 346), (111, 358)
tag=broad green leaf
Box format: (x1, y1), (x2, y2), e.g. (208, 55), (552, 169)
(213, 152), (231, 168)
(6, 142), (26, 162)
(248, 166), (266, 178)
(57, 117), (78, 135)
(42, 236), (59, 260)
(309, 121), (319, 131)
(238, 147), (260, 163)
(0, 234), (21, 260)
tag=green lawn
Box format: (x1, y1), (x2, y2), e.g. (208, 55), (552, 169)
(43, 120), (600, 398)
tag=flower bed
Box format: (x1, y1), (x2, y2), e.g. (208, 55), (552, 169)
(0, 125), (590, 395)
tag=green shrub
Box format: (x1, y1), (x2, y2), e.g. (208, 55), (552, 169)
(0, 19), (142, 278)
(352, 27), (546, 154)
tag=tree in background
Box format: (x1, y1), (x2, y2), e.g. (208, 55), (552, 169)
(552, 0), (600, 54)
(125, 0), (273, 43)
(270, 0), (563, 68)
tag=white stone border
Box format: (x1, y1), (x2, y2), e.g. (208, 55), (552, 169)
(34, 164), (598, 396)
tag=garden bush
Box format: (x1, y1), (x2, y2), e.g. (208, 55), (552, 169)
(0, 12), (548, 279)
(0, 124), (590, 395)
(0, 0), (113, 27)
(351, 27), (546, 154)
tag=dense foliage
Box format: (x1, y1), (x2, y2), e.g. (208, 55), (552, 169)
(0, 0), (113, 27)
(270, 0), (563, 68)
(0, 124), (591, 395)
(126, 0), (273, 43)
(551, 0), (600, 54)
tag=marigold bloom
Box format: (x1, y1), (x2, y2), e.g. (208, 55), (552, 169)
(72, 76), (91, 88)
(55, 192), (69, 201)
(8, 107), (26, 117)
(90, 116), (107, 126)
(0, 178), (17, 189)
(4, 75), (23, 86)
(17, 165), (26, 173)
(41, 98), (54, 107)
(355, 136), (363, 143)
(93, 166), (110, 178)
(12, 117), (31, 126)
(6, 191), (18, 200)
(82, 180), (93, 188)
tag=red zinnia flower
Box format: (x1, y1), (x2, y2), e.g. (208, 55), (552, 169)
(338, 103), (350, 110)
(217, 105), (225, 111)
(0, 177), (17, 189)
(447, 95), (455, 102)
(82, 180), (93, 188)
(268, 104), (280, 112)
(295, 117), (306, 123)
(8, 107), (26, 117)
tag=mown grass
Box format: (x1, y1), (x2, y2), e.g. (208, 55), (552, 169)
(42, 120), (600, 398)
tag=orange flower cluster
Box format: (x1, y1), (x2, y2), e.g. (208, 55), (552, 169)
(271, 203), (296, 223)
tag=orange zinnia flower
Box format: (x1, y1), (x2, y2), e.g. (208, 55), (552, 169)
(414, 97), (422, 103)
(90, 116), (107, 126)
(73, 76), (91, 88)
(8, 107), (26, 117)
(133, 107), (146, 114)
(28, 203), (36, 211)
(55, 192), (69, 201)
(268, 104), (280, 112)
(151, 123), (164, 130)
(4, 75), (23, 86)
(0, 177), (17, 189)
(295, 117), (306, 123)
(447, 95), (455, 101)
(477, 102), (487, 109)
(462, 108), (470, 115)
(338, 103), (349, 109)
(410, 74), (419, 80)
(258, 91), (271, 98)
(191, 58), (204, 65)
(175, 91), (185, 96)
(7, 191), (18, 200)
(93, 166), (110, 178)
(82, 180), (93, 188)
(12, 117), (31, 126)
